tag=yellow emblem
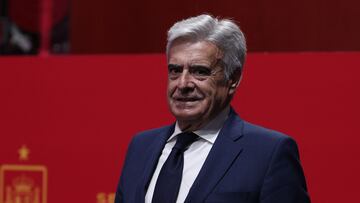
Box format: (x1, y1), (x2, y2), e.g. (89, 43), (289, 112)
(18, 145), (30, 161)
(96, 192), (115, 203)
(0, 145), (47, 203)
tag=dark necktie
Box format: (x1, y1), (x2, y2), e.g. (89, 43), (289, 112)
(152, 132), (198, 203)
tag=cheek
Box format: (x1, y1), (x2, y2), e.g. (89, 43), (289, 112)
(201, 81), (219, 97)
(167, 81), (175, 94)
(205, 83), (229, 103)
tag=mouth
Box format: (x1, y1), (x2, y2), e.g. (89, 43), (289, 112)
(174, 97), (201, 102)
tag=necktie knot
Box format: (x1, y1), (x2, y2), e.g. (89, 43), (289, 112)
(173, 132), (198, 152)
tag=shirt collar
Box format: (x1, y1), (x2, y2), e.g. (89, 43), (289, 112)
(168, 106), (230, 144)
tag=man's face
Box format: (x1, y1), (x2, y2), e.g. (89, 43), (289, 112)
(167, 40), (237, 129)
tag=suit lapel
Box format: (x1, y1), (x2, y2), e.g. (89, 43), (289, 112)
(185, 110), (245, 202)
(135, 125), (174, 203)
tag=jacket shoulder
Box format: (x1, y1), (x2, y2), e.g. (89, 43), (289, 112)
(136, 125), (173, 136)
(135, 124), (173, 137)
(242, 120), (292, 142)
(130, 124), (174, 144)
(227, 109), (292, 143)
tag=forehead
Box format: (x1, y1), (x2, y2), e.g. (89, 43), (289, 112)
(168, 40), (222, 64)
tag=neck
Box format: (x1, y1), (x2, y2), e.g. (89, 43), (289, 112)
(177, 106), (230, 132)
(178, 121), (206, 132)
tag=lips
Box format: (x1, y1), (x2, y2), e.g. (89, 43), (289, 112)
(174, 97), (201, 102)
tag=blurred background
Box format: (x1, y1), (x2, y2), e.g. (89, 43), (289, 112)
(1, 1), (360, 203)
(1, 0), (359, 55)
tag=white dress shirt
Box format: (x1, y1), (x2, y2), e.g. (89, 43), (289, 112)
(145, 107), (230, 203)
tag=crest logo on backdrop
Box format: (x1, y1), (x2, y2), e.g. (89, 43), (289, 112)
(0, 145), (47, 203)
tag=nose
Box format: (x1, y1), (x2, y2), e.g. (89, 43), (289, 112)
(177, 69), (195, 91)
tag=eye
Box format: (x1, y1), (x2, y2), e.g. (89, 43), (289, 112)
(168, 64), (182, 78)
(191, 66), (211, 76)
(169, 67), (181, 74)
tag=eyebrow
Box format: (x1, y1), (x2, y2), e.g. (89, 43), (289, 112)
(168, 64), (183, 69)
(189, 64), (211, 69)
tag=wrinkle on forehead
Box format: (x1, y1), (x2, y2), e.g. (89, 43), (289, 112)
(168, 40), (223, 66)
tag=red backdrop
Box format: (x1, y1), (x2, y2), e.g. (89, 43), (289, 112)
(70, 0), (360, 53)
(5, 0), (360, 52)
(0, 53), (359, 202)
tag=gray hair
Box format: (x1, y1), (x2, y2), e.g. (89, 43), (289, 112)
(166, 14), (247, 80)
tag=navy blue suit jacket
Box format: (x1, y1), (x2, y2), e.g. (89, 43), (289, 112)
(115, 110), (310, 202)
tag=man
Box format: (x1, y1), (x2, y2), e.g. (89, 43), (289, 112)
(115, 14), (310, 203)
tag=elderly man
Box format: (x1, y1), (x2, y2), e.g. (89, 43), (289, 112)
(115, 14), (310, 203)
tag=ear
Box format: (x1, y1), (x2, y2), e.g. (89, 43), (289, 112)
(228, 69), (242, 95)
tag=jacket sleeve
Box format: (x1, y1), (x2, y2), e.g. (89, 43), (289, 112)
(260, 137), (311, 203)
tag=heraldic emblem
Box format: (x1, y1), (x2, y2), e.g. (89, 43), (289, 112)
(0, 145), (47, 203)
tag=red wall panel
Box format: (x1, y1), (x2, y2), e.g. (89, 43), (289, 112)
(0, 53), (359, 202)
(5, 0), (360, 52)
(70, 0), (360, 53)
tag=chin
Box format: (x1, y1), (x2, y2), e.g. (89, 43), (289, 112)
(170, 106), (204, 122)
